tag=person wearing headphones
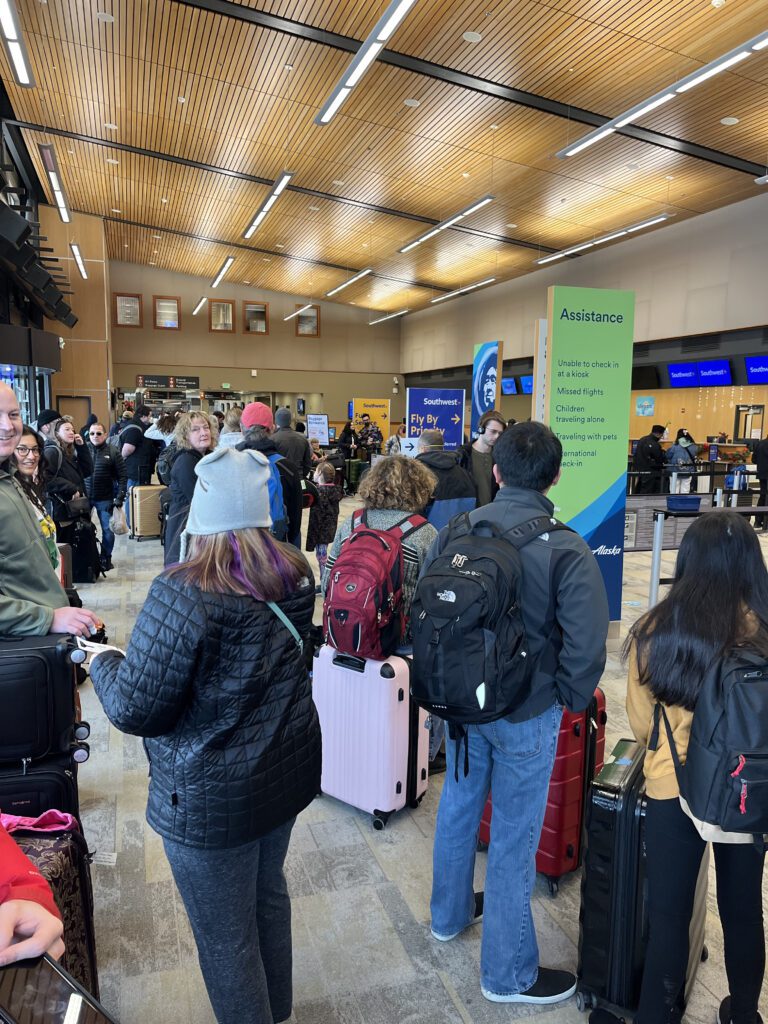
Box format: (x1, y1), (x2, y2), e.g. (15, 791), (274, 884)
(456, 410), (510, 508)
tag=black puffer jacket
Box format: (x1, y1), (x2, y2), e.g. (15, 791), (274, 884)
(84, 442), (127, 504)
(44, 442), (93, 517)
(89, 570), (321, 849)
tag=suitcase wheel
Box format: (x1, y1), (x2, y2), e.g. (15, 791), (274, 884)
(546, 876), (559, 897)
(372, 810), (392, 830)
(408, 795), (424, 810)
(574, 990), (596, 1013)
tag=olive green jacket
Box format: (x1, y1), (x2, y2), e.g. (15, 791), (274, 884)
(0, 460), (66, 635)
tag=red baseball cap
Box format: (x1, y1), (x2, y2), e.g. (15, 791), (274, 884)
(241, 402), (274, 431)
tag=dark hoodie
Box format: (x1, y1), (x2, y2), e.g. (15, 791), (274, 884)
(417, 449), (477, 531)
(237, 428), (302, 543)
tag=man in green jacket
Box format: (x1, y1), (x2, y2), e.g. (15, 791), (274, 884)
(0, 382), (100, 637)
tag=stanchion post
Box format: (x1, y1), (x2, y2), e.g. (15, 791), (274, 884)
(715, 488), (724, 507)
(648, 510), (666, 608)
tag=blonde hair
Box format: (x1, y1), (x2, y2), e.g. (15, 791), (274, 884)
(174, 412), (219, 451)
(358, 455), (436, 513)
(223, 407), (242, 433)
(166, 528), (309, 602)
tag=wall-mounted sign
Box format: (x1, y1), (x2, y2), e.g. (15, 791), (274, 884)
(405, 387), (465, 455)
(470, 341), (502, 438)
(136, 374), (200, 389)
(635, 396), (655, 417)
(307, 413), (329, 446)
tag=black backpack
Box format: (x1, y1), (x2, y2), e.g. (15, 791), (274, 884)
(71, 518), (103, 584)
(659, 649), (768, 838)
(411, 513), (570, 775)
(156, 441), (179, 485)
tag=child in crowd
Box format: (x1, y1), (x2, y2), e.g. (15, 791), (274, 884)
(306, 460), (341, 576)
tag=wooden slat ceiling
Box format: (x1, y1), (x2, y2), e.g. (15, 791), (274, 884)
(1, 0), (766, 316)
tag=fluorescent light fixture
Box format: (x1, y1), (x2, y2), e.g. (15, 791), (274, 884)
(315, 0), (420, 125)
(399, 194), (494, 253)
(676, 50), (750, 93)
(369, 309), (409, 324)
(283, 303), (313, 321)
(0, 0), (35, 87)
(243, 171), (293, 239)
(558, 29), (767, 159)
(326, 268), (372, 297)
(70, 243), (87, 280)
(614, 93), (675, 128)
(38, 143), (70, 224)
(430, 277), (496, 304)
(755, 174), (768, 185)
(210, 257), (234, 288)
(535, 214), (671, 265)
(192, 297), (207, 315)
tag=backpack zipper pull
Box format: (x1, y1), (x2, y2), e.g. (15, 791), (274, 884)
(740, 781), (748, 815)
(22, 757), (30, 776)
(731, 754), (747, 778)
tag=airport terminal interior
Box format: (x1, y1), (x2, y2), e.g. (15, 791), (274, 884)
(1, 0), (768, 1020)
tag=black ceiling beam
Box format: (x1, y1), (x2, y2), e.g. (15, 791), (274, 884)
(6, 119), (551, 255)
(174, 0), (765, 179)
(93, 212), (452, 294)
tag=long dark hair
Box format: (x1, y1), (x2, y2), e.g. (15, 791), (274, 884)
(625, 510), (768, 708)
(13, 424), (50, 508)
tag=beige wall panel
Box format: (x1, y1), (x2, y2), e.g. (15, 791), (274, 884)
(401, 194), (768, 373)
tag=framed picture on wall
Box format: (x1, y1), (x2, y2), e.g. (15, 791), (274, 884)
(153, 295), (181, 330)
(113, 293), (143, 328)
(295, 304), (320, 338)
(243, 301), (269, 334)
(209, 299), (234, 332)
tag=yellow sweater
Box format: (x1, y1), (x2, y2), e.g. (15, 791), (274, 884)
(625, 642), (691, 800)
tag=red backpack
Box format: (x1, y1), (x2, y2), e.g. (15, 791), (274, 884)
(323, 509), (426, 659)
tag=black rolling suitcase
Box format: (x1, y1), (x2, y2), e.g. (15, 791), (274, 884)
(0, 750), (80, 820)
(71, 516), (102, 583)
(576, 738), (708, 1016)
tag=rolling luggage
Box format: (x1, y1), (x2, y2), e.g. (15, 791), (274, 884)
(57, 542), (72, 590)
(478, 689), (607, 894)
(575, 738), (708, 1016)
(0, 750), (80, 820)
(130, 483), (164, 539)
(0, 954), (117, 1023)
(71, 517), (102, 584)
(312, 645), (429, 829)
(0, 635), (83, 765)
(13, 823), (99, 997)
(345, 458), (363, 494)
(158, 486), (171, 546)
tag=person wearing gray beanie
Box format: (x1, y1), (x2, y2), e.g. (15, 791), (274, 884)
(88, 441), (320, 1024)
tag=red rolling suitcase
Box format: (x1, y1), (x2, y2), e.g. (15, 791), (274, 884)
(478, 688), (606, 894)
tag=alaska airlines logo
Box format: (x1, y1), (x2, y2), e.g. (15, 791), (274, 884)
(592, 545), (622, 556)
(451, 553), (468, 568)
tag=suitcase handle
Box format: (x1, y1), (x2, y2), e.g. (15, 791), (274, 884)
(332, 652), (367, 673)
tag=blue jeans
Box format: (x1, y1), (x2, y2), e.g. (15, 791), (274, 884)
(164, 818), (296, 1024)
(430, 704), (562, 995)
(93, 499), (115, 559)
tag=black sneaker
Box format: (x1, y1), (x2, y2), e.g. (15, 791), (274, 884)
(717, 996), (764, 1024)
(431, 891), (483, 941)
(482, 966), (577, 1004)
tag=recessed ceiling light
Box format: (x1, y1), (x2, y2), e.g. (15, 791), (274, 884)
(506, 223), (517, 229)
(152, 249), (158, 254)
(104, 122), (118, 130)
(490, 124), (499, 130)
(96, 12), (114, 23)
(627, 162), (640, 170)
(276, 243), (285, 248)
(665, 174), (675, 180)
(711, 0), (725, 7)
(152, 234), (161, 239)
(111, 208), (121, 213)
(67, 149), (74, 154)
(720, 116), (740, 125)
(263, 258), (271, 262)
(362, 242), (369, 247)
(463, 31), (482, 43)
(462, 172), (471, 178)
(332, 179), (345, 186)
(178, 96), (186, 103)
(309, 206), (320, 211)
(161, 197), (168, 203)
(284, 63), (294, 71)
(123, 243), (128, 248)
(148, 261), (156, 266)
(106, 158), (118, 165)
(403, 98), (420, 108)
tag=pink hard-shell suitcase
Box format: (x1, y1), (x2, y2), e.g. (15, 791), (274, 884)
(312, 646), (429, 829)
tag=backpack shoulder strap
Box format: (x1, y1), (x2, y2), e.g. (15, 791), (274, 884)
(500, 514), (571, 551)
(265, 600), (303, 651)
(352, 508), (366, 530)
(656, 703), (685, 788)
(389, 513), (426, 542)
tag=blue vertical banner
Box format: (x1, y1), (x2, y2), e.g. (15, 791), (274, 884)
(470, 341), (502, 439)
(404, 388), (466, 455)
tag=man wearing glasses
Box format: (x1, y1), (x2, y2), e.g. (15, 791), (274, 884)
(85, 423), (127, 572)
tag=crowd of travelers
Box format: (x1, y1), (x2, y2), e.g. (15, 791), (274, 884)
(0, 379), (764, 1024)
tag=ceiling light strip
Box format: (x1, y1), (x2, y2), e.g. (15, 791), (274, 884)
(557, 29), (768, 159)
(0, 0), (34, 87)
(38, 143), (70, 224)
(430, 277), (496, 305)
(283, 303), (313, 321)
(399, 195), (495, 253)
(315, 0), (419, 125)
(243, 171), (293, 239)
(192, 297), (207, 316)
(369, 309), (409, 325)
(755, 173), (768, 185)
(69, 243), (87, 280)
(536, 214), (671, 265)
(325, 268), (372, 297)
(210, 257), (234, 288)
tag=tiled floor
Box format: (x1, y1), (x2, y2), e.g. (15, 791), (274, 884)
(74, 499), (768, 1023)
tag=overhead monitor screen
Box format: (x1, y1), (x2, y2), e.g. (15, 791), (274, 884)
(696, 359), (731, 386)
(501, 377), (517, 395)
(519, 374), (534, 394)
(745, 357), (768, 384)
(667, 362), (699, 388)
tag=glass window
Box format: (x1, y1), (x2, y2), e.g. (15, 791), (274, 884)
(113, 293), (143, 328)
(243, 301), (268, 334)
(295, 304), (320, 338)
(153, 296), (181, 329)
(209, 300), (234, 332)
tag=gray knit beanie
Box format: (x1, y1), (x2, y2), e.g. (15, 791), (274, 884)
(275, 407), (292, 428)
(185, 448), (272, 537)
